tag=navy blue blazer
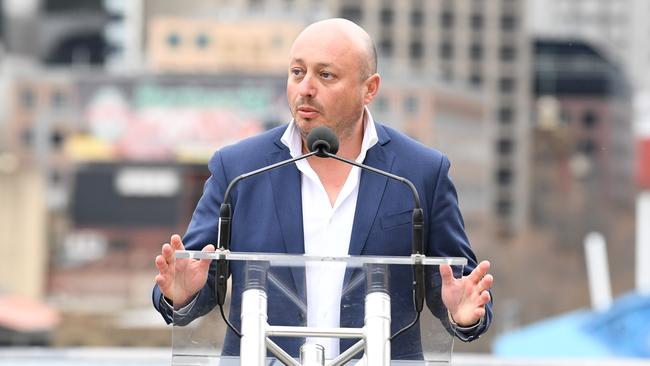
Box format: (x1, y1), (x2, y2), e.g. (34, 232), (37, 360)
(153, 123), (492, 359)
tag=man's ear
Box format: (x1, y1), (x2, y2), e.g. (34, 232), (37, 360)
(363, 73), (381, 105)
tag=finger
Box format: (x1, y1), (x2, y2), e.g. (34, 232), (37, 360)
(474, 306), (486, 319)
(477, 290), (491, 306)
(439, 264), (454, 287)
(198, 244), (216, 271)
(170, 234), (185, 251)
(478, 274), (494, 293)
(161, 243), (174, 262)
(468, 260), (491, 283)
(155, 274), (169, 290)
(155, 254), (168, 273)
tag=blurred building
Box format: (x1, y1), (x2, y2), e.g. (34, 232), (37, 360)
(531, 38), (634, 249)
(371, 81), (489, 226)
(528, 0), (650, 93)
(0, 0), (143, 69)
(148, 17), (301, 73)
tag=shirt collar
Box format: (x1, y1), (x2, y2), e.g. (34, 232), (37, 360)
(280, 106), (379, 163)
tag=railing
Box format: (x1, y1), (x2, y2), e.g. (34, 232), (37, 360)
(0, 348), (649, 366)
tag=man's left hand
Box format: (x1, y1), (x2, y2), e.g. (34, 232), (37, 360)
(439, 260), (493, 327)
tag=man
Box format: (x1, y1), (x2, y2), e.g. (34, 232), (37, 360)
(153, 18), (493, 359)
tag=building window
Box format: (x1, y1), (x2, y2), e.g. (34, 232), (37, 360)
(577, 139), (596, 156)
(51, 130), (65, 149)
(501, 15), (517, 31)
(167, 32), (181, 48)
(404, 96), (419, 114)
(582, 110), (598, 128)
(21, 88), (36, 110)
(470, 14), (483, 31)
(440, 41), (454, 59)
(339, 6), (362, 23)
(380, 7), (394, 26)
(410, 41), (423, 60)
(498, 107), (514, 123)
(374, 96), (389, 113)
(497, 139), (514, 155)
(497, 168), (513, 185)
(500, 46), (516, 61)
(470, 43), (483, 60)
(411, 10), (424, 27)
(441, 11), (454, 29)
(379, 39), (393, 57)
(51, 89), (66, 108)
(21, 129), (33, 146)
(497, 198), (512, 216)
(195, 33), (210, 49)
(499, 77), (515, 93)
(469, 73), (482, 87)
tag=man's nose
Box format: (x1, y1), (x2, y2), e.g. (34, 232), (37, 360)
(298, 75), (316, 98)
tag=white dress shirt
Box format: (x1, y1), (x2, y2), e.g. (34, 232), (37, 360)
(280, 108), (378, 359)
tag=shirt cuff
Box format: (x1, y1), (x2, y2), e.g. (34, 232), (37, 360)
(162, 293), (199, 316)
(447, 310), (484, 341)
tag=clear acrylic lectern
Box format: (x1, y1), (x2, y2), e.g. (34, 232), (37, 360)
(171, 250), (466, 365)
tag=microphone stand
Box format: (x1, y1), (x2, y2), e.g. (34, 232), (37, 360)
(320, 151), (426, 321)
(216, 150), (320, 337)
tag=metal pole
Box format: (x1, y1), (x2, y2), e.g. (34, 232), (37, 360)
(300, 343), (325, 366)
(240, 288), (268, 366)
(364, 292), (391, 366)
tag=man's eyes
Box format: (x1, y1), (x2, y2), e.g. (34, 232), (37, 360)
(320, 72), (334, 79)
(290, 68), (335, 80)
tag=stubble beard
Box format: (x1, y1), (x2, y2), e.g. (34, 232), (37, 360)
(295, 110), (363, 146)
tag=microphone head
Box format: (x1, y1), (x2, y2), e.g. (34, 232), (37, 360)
(306, 126), (339, 157)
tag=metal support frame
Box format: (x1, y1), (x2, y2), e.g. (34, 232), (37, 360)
(239, 287), (391, 366)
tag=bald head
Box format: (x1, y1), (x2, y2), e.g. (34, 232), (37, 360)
(291, 18), (377, 79)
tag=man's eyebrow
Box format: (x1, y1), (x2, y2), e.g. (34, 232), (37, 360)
(290, 59), (334, 69)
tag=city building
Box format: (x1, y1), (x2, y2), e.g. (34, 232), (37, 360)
(148, 17), (302, 74)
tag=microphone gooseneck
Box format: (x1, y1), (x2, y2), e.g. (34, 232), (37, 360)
(215, 127), (330, 336)
(309, 126), (426, 340)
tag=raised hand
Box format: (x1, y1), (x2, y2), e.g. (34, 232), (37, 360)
(154, 234), (215, 308)
(439, 260), (493, 327)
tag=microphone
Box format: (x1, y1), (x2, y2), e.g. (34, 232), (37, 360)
(306, 126), (426, 314)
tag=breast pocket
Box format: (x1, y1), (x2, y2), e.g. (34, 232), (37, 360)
(380, 209), (413, 230)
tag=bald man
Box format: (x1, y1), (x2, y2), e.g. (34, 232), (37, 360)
(153, 18), (493, 359)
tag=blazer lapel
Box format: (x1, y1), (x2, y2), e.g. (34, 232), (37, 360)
(267, 142), (307, 303)
(347, 132), (395, 256)
(267, 146), (304, 255)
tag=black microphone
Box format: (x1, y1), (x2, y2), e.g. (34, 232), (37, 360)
(307, 125), (426, 315)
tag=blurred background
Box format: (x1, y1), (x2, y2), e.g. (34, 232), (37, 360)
(0, 0), (649, 364)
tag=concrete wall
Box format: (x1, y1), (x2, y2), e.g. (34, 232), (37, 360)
(0, 166), (47, 299)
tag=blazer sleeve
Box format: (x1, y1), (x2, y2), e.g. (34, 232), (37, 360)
(424, 154), (493, 342)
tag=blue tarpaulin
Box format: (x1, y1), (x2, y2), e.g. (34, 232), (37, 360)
(494, 293), (650, 358)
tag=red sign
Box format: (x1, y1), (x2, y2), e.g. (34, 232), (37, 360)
(638, 138), (650, 189)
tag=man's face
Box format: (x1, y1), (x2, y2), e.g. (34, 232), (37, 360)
(287, 30), (368, 141)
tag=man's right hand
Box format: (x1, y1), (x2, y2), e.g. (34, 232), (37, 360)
(154, 234), (215, 308)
